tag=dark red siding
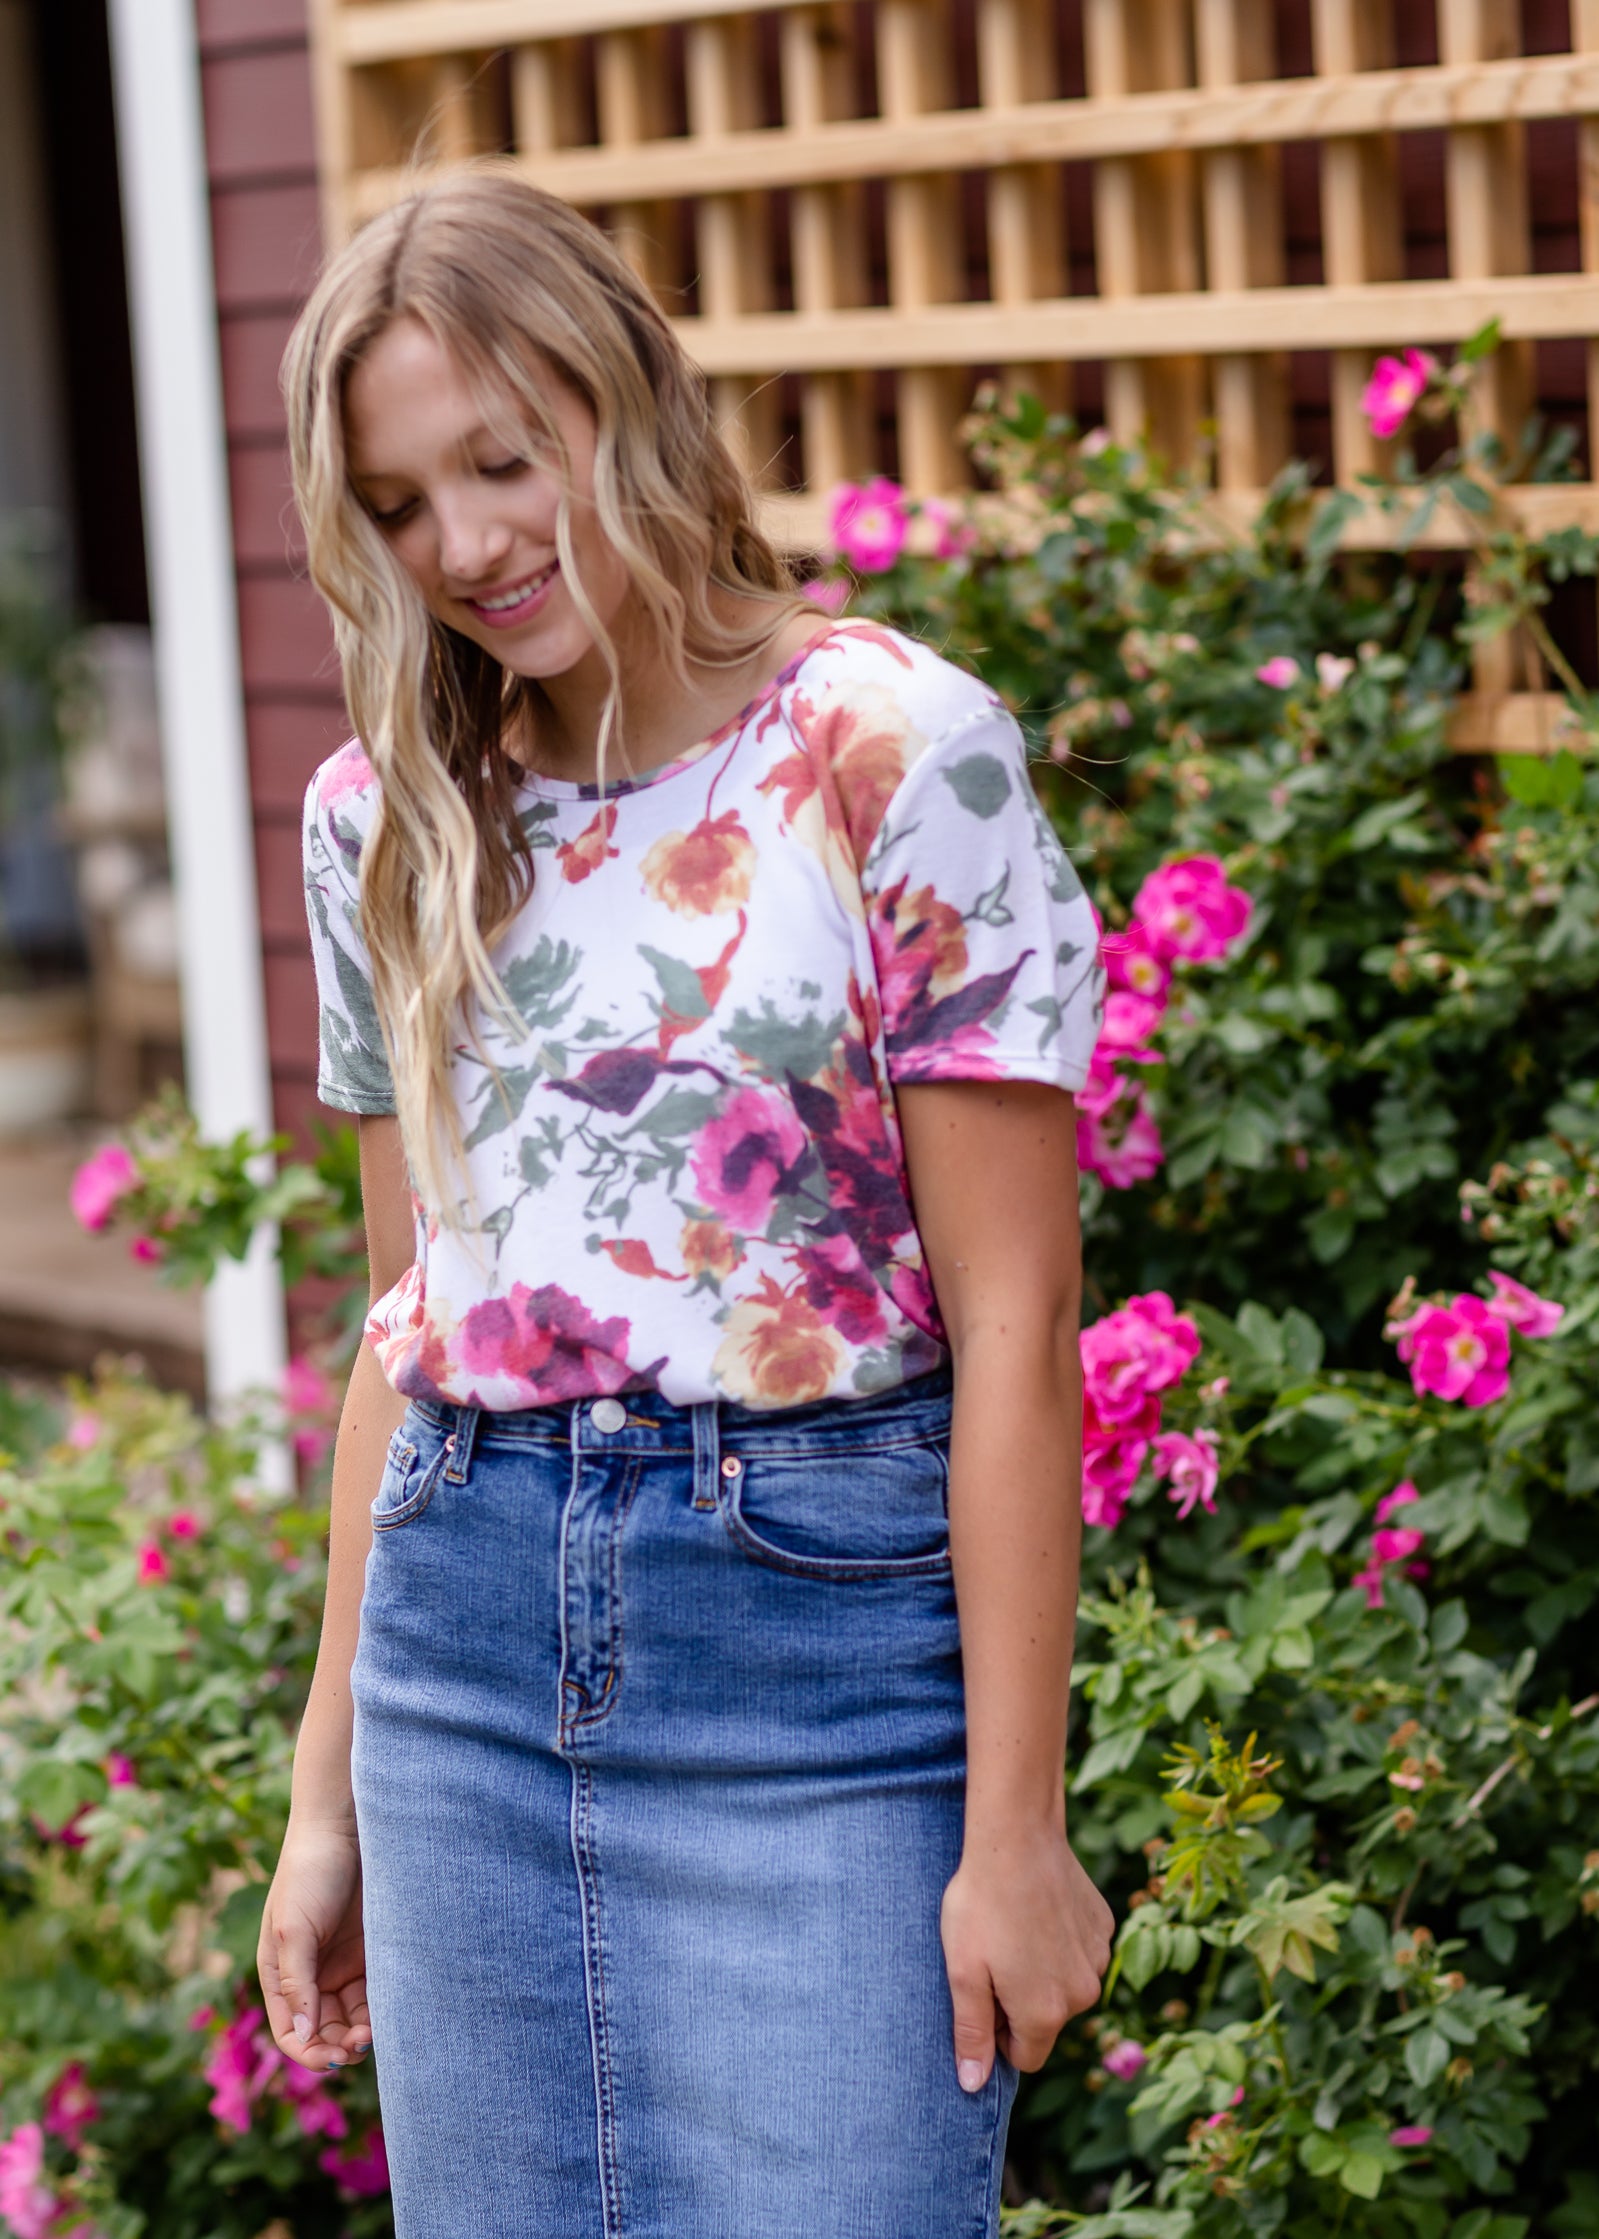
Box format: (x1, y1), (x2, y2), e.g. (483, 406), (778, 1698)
(197, 0), (334, 1146)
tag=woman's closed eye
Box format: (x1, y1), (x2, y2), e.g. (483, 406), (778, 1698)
(365, 494), (419, 529)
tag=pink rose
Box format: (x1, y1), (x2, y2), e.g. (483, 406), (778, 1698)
(128, 1234), (163, 1266)
(1389, 2124), (1434, 2149)
(1082, 1293), (1201, 1425)
(167, 1509), (202, 1541)
(69, 1143), (139, 1232)
(1100, 990), (1166, 1056)
(1132, 856), (1252, 965)
(691, 1089), (808, 1234)
(0, 2123), (54, 2239)
(1316, 652), (1355, 692)
(136, 1541), (170, 1585)
(1102, 2038), (1148, 2080)
(282, 1355), (337, 1464)
(827, 478), (909, 573)
(320, 2125), (391, 2198)
(1362, 348), (1436, 440)
(44, 2063), (100, 2150)
(65, 1415), (100, 1450)
(1078, 1089), (1164, 1191)
(1392, 1295), (1510, 1407)
(1375, 1480), (1419, 1525)
(801, 576), (849, 614)
(1081, 1427), (1150, 1530)
(920, 497), (977, 560)
(105, 1753), (137, 1787)
(202, 2008), (282, 2135)
(1100, 921), (1171, 1002)
(1255, 655), (1300, 689)
(1484, 1271), (1563, 1338)
(1152, 1428), (1221, 1520)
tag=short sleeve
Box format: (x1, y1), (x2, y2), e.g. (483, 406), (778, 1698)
(301, 753), (397, 1115)
(860, 704), (1103, 1092)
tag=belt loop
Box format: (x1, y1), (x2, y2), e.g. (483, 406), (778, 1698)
(445, 1404), (482, 1484)
(691, 1400), (720, 1511)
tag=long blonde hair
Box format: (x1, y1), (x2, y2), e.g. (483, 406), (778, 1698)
(283, 170), (802, 1220)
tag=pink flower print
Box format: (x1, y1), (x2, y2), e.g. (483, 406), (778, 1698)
(1362, 348), (1437, 439)
(870, 878), (970, 1043)
(641, 810), (755, 918)
(1484, 1271), (1564, 1338)
(1102, 2039), (1148, 2081)
(1389, 2125), (1434, 2149)
(454, 1283), (634, 1404)
(318, 740), (375, 812)
(1078, 1091), (1165, 1190)
(69, 1142), (138, 1231)
(44, 2064), (101, 2151)
(791, 1232), (889, 1346)
(827, 477), (909, 573)
(1392, 1294), (1510, 1407)
(320, 2125), (391, 2198)
(136, 1541), (170, 1585)
(1132, 856), (1252, 965)
(0, 2123), (54, 2239)
(1100, 989), (1166, 1056)
(202, 2007), (282, 2134)
(555, 803), (619, 885)
(691, 1088), (808, 1233)
(801, 576), (850, 614)
(1255, 655), (1300, 689)
(1152, 1428), (1221, 1519)
(1100, 920), (1171, 1002)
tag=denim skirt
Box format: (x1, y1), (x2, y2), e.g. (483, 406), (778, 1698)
(349, 1367), (1016, 2239)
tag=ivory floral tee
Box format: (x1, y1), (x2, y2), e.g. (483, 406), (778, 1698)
(302, 622), (1104, 1411)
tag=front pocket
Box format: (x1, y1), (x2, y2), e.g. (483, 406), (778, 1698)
(371, 1426), (448, 1532)
(720, 1438), (952, 1580)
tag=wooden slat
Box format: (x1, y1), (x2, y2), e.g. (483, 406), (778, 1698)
(1571, 1), (1599, 474)
(1314, 0), (1401, 483)
(781, 5), (872, 490)
(1198, 0), (1288, 490)
(346, 52), (1599, 222)
(1445, 692), (1585, 751)
(878, 0), (964, 490)
(672, 271), (1599, 374)
(978, 0), (1066, 411)
(687, 14), (783, 483)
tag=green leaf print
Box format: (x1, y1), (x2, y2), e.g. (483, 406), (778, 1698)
(518, 799), (561, 849)
(519, 1119), (562, 1189)
(942, 752), (1012, 819)
(1026, 993), (1064, 1051)
(969, 870), (1016, 928)
(639, 945), (711, 1022)
(1026, 790), (1086, 902)
(728, 998), (846, 1083)
(630, 1085), (721, 1139)
(498, 937), (581, 1033)
(306, 875), (388, 1060)
(464, 1064), (542, 1150)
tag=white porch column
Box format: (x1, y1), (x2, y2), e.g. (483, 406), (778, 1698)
(106, 0), (287, 1416)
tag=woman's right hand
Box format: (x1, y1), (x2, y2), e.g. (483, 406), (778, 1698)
(258, 1819), (372, 2071)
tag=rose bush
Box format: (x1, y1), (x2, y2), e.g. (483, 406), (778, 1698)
(8, 343), (1598, 2233)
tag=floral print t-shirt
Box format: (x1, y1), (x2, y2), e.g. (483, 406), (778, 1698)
(302, 622), (1104, 1411)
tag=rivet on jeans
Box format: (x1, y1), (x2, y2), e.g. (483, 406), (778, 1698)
(721, 1457), (742, 1477)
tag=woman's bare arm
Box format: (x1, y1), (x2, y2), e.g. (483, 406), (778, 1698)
(258, 1114), (414, 2067)
(897, 1078), (1113, 2091)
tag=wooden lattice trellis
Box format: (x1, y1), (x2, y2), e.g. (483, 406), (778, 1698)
(305, 0), (1599, 749)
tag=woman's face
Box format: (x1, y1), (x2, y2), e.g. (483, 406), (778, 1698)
(343, 315), (631, 682)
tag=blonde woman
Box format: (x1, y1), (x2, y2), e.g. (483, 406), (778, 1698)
(260, 171), (1112, 2238)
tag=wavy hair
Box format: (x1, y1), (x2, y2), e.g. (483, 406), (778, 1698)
(283, 169), (802, 1221)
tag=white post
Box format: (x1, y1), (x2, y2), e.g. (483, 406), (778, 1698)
(105, 0), (288, 1420)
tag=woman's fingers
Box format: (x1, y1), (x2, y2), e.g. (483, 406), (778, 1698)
(260, 1902), (326, 2063)
(946, 1948), (998, 2094)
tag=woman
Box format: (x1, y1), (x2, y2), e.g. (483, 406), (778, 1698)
(261, 170), (1112, 2239)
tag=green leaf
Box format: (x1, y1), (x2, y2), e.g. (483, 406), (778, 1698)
(1458, 317), (1503, 363)
(1339, 2152), (1385, 2200)
(1406, 2024), (1450, 2088)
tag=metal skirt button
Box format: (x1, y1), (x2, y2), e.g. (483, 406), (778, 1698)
(590, 1397), (627, 1435)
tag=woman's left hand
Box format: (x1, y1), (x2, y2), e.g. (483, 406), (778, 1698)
(941, 1827), (1114, 2091)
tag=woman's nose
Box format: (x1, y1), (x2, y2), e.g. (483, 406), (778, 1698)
(436, 498), (512, 585)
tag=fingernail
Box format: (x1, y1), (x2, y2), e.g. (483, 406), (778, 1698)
(958, 2059), (985, 2093)
(326, 2056), (344, 2069)
(293, 2014), (311, 2044)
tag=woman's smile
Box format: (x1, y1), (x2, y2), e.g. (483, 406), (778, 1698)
(462, 560), (561, 628)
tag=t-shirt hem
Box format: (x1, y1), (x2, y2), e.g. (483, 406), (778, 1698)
(316, 1077), (399, 1116)
(888, 1052), (1091, 1094)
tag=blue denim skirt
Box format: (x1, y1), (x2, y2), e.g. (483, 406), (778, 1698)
(349, 1367), (1016, 2239)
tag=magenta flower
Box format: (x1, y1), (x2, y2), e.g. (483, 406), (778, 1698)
(1100, 990), (1166, 1055)
(1362, 348), (1437, 439)
(1152, 1429), (1221, 1520)
(827, 478), (909, 573)
(1081, 1428), (1150, 1531)
(320, 2125), (391, 2198)
(1100, 920), (1172, 1002)
(69, 1143), (139, 1232)
(1132, 856), (1252, 965)
(691, 1088), (808, 1233)
(1078, 1096), (1165, 1190)
(801, 576), (849, 614)
(1082, 1293), (1201, 1425)
(128, 1234), (163, 1266)
(1484, 1271), (1564, 1338)
(282, 1355), (337, 1463)
(277, 2061), (350, 2141)
(64, 1415), (100, 1450)
(1389, 2124), (1434, 2149)
(1355, 1482), (1429, 1608)
(1391, 1295), (1510, 1407)
(1102, 2038), (1148, 2080)
(0, 2124), (55, 2239)
(166, 1509), (202, 1541)
(919, 497), (977, 560)
(1255, 655), (1300, 689)
(44, 2063), (100, 2150)
(136, 1541), (170, 1586)
(105, 1753), (137, 1787)
(202, 2008), (282, 2134)
(1376, 1480), (1419, 1525)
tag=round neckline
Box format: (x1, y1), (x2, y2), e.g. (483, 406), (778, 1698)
(508, 622), (850, 803)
